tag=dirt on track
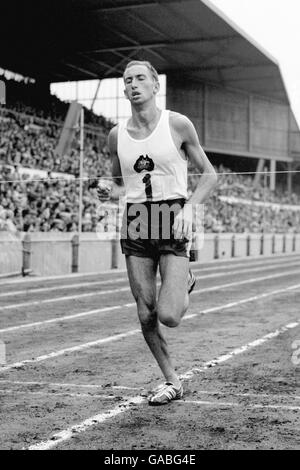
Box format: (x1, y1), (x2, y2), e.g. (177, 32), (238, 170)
(0, 253), (299, 450)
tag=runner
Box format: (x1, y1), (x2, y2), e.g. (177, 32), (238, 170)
(97, 60), (217, 405)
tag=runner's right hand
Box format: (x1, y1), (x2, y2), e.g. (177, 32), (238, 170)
(97, 179), (112, 202)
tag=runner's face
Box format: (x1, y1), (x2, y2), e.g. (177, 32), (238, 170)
(123, 65), (159, 104)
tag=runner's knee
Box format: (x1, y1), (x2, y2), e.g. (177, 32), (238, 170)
(138, 308), (157, 329)
(157, 304), (180, 328)
(137, 297), (157, 328)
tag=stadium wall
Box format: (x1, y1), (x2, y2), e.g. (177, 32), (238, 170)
(167, 76), (294, 163)
(290, 113), (300, 160)
(0, 232), (22, 276)
(1, 232), (300, 277)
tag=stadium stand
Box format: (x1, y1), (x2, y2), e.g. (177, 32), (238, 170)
(0, 78), (300, 235)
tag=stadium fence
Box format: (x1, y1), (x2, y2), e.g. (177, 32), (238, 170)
(1, 232), (300, 278)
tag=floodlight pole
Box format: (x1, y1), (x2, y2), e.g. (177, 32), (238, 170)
(78, 107), (84, 236)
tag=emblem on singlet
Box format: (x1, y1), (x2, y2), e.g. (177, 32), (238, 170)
(133, 155), (154, 173)
(133, 155), (155, 201)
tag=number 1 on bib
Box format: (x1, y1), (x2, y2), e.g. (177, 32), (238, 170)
(142, 173), (153, 201)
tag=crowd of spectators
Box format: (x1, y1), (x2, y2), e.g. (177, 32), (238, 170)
(0, 108), (112, 177)
(198, 166), (300, 233)
(1, 162), (300, 234)
(187, 165), (300, 233)
(1, 84), (300, 234)
(2, 77), (113, 129)
(0, 166), (103, 233)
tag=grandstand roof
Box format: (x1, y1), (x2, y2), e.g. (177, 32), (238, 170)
(1, 0), (289, 103)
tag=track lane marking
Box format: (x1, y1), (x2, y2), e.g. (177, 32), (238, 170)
(183, 391), (300, 401)
(1, 283), (300, 372)
(1, 268), (300, 333)
(0, 287), (130, 311)
(26, 317), (300, 450)
(0, 278), (128, 299)
(0, 329), (141, 372)
(1, 259), (300, 311)
(180, 320), (300, 379)
(1, 251), (299, 288)
(181, 400), (300, 411)
(1, 254), (300, 299)
(0, 389), (120, 399)
(0, 380), (142, 391)
(0, 381), (298, 400)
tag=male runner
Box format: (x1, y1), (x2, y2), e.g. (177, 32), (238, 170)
(98, 61), (217, 405)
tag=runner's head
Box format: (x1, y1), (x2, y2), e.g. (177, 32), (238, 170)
(123, 61), (160, 105)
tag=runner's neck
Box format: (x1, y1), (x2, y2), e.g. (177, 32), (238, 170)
(129, 104), (161, 132)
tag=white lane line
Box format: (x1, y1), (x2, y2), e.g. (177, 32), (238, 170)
(1, 259), (300, 311)
(0, 304), (134, 334)
(0, 287), (130, 311)
(181, 400), (300, 411)
(192, 268), (300, 294)
(1, 251), (300, 288)
(1, 254), (300, 300)
(0, 303), (133, 334)
(0, 380), (142, 391)
(0, 278), (128, 299)
(184, 285), (300, 323)
(2, 283), (300, 372)
(0, 269), (128, 286)
(180, 320), (300, 380)
(28, 395), (145, 450)
(229, 392), (300, 400)
(1, 380), (297, 400)
(185, 390), (300, 401)
(0, 329), (141, 372)
(27, 318), (300, 451)
(1, 268), (300, 334)
(0, 389), (119, 399)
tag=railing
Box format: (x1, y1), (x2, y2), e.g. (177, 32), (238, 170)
(1, 232), (299, 278)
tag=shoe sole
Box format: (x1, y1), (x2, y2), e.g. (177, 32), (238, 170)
(148, 395), (183, 406)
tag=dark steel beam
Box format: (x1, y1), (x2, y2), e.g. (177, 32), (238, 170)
(62, 62), (98, 78)
(91, 1), (184, 13)
(123, 9), (170, 40)
(84, 35), (239, 54)
(157, 0), (205, 37)
(77, 53), (118, 74)
(224, 75), (279, 83)
(91, 17), (170, 67)
(172, 62), (274, 77)
(118, 6), (183, 66)
(103, 50), (140, 77)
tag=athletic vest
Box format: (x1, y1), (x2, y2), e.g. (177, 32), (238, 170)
(117, 110), (188, 203)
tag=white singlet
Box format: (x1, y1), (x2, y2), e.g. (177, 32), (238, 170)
(117, 109), (188, 203)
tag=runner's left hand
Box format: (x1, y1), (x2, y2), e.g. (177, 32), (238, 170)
(173, 204), (193, 240)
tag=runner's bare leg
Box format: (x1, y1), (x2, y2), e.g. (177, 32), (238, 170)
(126, 255), (179, 385)
(158, 254), (190, 326)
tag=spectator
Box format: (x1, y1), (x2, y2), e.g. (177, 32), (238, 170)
(1, 88), (300, 234)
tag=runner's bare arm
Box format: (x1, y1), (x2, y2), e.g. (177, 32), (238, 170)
(107, 126), (125, 201)
(171, 113), (218, 204)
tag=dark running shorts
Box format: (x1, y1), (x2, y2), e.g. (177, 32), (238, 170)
(120, 198), (191, 260)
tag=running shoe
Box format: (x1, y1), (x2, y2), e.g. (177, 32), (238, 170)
(187, 269), (196, 294)
(148, 382), (183, 406)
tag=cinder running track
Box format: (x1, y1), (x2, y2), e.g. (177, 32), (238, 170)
(0, 253), (299, 450)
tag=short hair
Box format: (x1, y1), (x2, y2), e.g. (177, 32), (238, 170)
(123, 61), (159, 83)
